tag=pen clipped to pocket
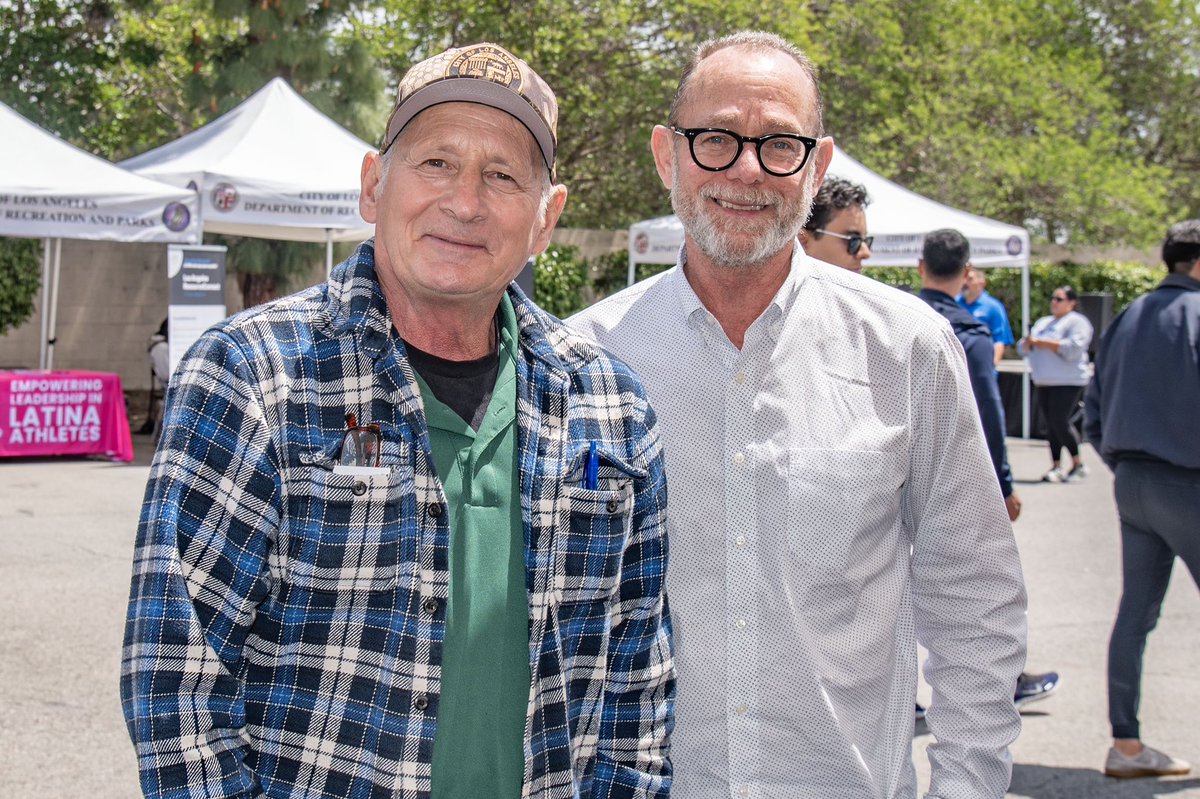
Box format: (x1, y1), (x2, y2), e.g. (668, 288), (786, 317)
(568, 440), (647, 490)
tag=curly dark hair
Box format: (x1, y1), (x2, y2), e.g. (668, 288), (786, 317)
(803, 176), (870, 233)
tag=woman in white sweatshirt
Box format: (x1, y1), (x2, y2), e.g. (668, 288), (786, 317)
(1018, 285), (1094, 482)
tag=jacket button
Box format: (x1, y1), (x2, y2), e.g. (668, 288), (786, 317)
(606, 499), (619, 513)
(351, 481), (367, 496)
(428, 504), (443, 518)
(414, 694), (429, 711)
(422, 597), (439, 615)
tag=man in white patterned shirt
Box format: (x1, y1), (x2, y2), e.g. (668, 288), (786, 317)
(571, 31), (1027, 798)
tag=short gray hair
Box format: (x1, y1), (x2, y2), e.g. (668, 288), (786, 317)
(668, 31), (823, 134)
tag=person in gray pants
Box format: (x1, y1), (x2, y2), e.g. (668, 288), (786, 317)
(1085, 219), (1200, 779)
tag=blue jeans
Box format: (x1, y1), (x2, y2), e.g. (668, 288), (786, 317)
(1107, 459), (1200, 739)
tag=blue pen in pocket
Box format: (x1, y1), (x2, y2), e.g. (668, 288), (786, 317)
(583, 440), (599, 489)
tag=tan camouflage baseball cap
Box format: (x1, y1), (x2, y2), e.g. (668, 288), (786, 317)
(381, 42), (558, 177)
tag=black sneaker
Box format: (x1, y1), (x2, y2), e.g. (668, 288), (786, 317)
(1014, 670), (1060, 709)
(914, 703), (926, 722)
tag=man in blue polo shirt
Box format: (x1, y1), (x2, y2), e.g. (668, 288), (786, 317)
(960, 264), (1015, 366)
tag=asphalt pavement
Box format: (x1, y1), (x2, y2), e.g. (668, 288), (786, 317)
(1, 435), (1196, 798)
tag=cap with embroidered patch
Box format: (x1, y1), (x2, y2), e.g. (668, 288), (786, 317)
(381, 42), (557, 177)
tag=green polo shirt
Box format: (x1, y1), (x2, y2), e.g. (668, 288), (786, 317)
(418, 295), (528, 798)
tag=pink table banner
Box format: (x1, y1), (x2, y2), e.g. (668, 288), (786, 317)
(0, 370), (134, 462)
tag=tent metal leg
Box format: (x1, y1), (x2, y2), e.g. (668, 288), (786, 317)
(325, 229), (334, 279)
(39, 238), (51, 370)
(46, 238), (62, 371)
(1020, 259), (1031, 438)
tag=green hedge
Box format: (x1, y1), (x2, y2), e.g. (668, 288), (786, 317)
(0, 238), (41, 337)
(532, 244), (589, 319)
(864, 260), (1163, 334)
(535, 245), (671, 318)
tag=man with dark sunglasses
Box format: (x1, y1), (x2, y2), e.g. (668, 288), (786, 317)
(799, 175), (874, 272)
(572, 30), (1026, 799)
(122, 43), (673, 799)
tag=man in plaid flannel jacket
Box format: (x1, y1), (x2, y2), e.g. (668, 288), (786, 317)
(121, 43), (673, 799)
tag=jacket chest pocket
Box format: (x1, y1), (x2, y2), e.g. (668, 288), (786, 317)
(281, 463), (416, 595)
(554, 481), (634, 603)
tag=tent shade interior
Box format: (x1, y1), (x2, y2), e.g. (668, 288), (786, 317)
(628, 145), (1029, 269)
(121, 77), (374, 244)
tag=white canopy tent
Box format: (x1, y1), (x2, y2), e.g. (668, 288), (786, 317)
(627, 145), (1035, 434)
(122, 77), (375, 271)
(0, 101), (200, 369)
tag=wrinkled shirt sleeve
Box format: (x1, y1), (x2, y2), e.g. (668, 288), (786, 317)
(121, 330), (280, 799)
(904, 325), (1028, 799)
(591, 408), (674, 798)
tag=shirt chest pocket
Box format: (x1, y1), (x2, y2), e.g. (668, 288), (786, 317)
(281, 462), (417, 595)
(554, 479), (635, 603)
(786, 448), (905, 578)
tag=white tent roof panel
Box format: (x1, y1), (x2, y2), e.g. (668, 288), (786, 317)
(0, 102), (199, 243)
(121, 77), (374, 243)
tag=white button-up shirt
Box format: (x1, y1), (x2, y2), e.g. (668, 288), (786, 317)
(570, 247), (1027, 799)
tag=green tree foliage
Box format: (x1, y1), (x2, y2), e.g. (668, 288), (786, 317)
(367, 0), (817, 228)
(588, 250), (671, 306)
(135, 0), (386, 304)
(0, 0), (147, 158)
(0, 0), (223, 159)
(0, 239), (41, 337)
(1078, 0), (1200, 223)
(0, 1), (125, 155)
(107, 0), (243, 156)
(814, 0), (1172, 246)
(189, 0), (383, 139)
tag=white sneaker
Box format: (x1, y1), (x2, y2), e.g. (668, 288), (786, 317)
(1041, 467), (1066, 483)
(1104, 743), (1191, 778)
(1066, 463), (1089, 482)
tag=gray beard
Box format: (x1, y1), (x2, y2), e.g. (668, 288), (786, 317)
(671, 158), (817, 270)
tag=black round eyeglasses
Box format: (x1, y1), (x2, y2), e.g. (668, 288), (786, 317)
(670, 126), (819, 177)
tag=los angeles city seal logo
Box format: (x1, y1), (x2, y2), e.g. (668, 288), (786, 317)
(447, 45), (522, 90)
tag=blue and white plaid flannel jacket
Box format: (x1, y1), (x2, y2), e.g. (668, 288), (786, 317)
(121, 240), (674, 799)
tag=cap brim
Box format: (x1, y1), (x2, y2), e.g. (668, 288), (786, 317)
(384, 79), (555, 175)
